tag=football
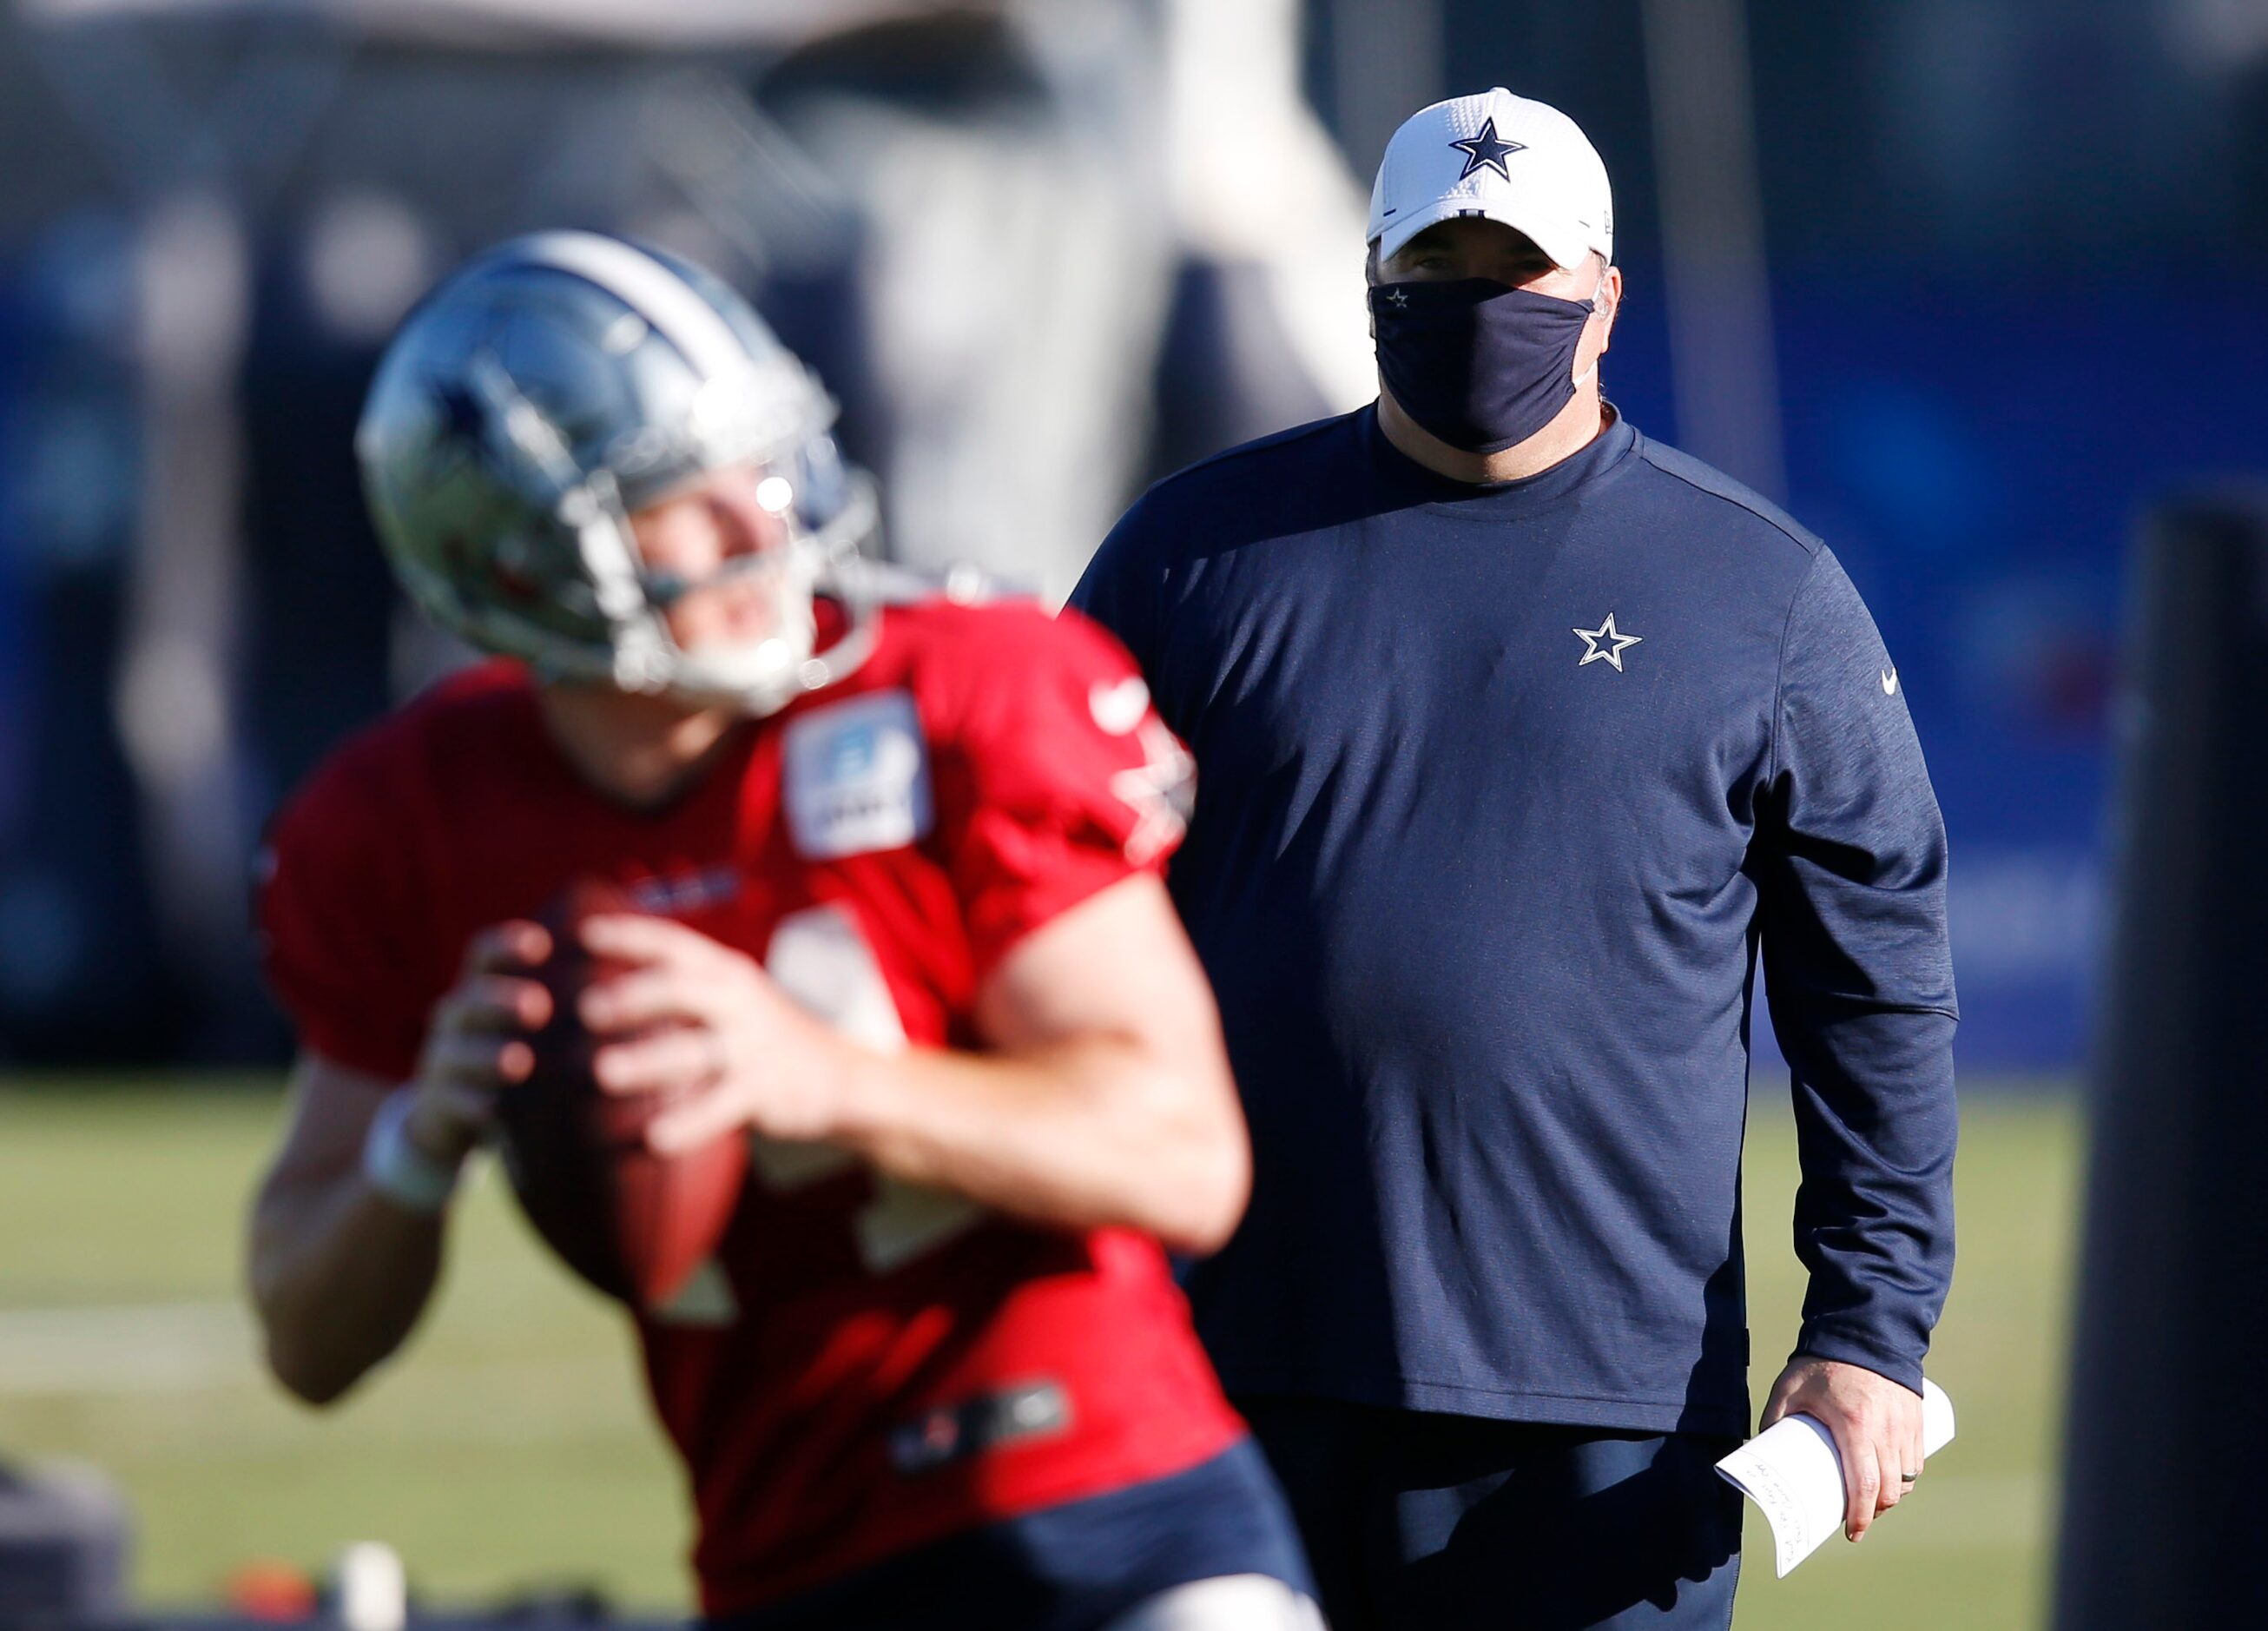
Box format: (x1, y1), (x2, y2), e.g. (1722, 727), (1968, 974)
(492, 878), (748, 1310)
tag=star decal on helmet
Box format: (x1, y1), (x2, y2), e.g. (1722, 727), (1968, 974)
(432, 379), (491, 449)
(427, 377), (519, 487)
(1450, 117), (1525, 182)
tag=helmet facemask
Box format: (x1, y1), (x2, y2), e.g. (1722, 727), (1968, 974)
(611, 437), (880, 716)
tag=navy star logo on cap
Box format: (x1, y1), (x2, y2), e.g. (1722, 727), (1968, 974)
(1450, 117), (1525, 182)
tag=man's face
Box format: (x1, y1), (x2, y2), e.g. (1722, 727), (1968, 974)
(1377, 218), (1596, 298)
(627, 463), (794, 653)
(1373, 217), (1619, 383)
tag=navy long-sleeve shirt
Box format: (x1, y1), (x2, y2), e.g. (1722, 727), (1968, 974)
(1071, 406), (1956, 1437)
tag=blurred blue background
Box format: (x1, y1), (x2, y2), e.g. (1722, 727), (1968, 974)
(1, 0), (2262, 1073)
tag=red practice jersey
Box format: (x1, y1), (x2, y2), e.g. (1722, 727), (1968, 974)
(256, 598), (1243, 1614)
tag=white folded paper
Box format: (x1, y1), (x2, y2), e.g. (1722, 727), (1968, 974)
(1715, 1377), (1955, 1577)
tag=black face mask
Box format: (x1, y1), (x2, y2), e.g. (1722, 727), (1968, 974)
(1369, 277), (1599, 454)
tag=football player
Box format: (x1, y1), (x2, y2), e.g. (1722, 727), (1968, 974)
(245, 232), (1320, 1630)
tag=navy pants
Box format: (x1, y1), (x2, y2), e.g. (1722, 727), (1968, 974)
(715, 1438), (1314, 1631)
(1236, 1395), (1742, 1631)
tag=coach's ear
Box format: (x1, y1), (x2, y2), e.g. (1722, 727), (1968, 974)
(1574, 261), (1622, 384)
(1595, 262), (1623, 347)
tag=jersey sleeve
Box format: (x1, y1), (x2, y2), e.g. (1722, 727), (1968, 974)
(1756, 547), (1960, 1393)
(927, 604), (1195, 981)
(254, 742), (438, 1084)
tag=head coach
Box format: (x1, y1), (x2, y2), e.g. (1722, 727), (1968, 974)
(1069, 88), (1958, 1629)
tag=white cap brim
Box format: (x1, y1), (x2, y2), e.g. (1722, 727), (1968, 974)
(1372, 196), (1596, 271)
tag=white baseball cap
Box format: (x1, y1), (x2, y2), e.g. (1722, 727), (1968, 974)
(1368, 88), (1614, 270)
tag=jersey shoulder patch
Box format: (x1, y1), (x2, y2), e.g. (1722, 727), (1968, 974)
(782, 688), (935, 861)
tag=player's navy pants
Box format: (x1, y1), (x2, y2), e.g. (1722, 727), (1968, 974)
(1236, 1395), (1743, 1631)
(711, 1437), (1315, 1631)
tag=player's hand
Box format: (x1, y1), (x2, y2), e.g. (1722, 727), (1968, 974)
(407, 921), (555, 1165)
(575, 914), (853, 1152)
(1760, 1357), (1925, 1542)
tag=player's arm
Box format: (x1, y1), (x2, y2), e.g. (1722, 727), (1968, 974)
(850, 869), (1249, 1251)
(248, 923), (553, 1404)
(576, 873), (1251, 1254)
(1752, 550), (1959, 1540)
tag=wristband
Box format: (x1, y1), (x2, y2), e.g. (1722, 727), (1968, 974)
(362, 1092), (463, 1214)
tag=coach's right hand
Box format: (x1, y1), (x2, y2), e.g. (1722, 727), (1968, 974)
(1760, 1356), (1926, 1543)
(405, 921), (555, 1165)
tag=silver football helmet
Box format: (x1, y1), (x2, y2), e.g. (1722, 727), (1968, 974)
(357, 231), (879, 713)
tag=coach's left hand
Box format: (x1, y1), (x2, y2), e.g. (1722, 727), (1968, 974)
(574, 914), (858, 1150)
(1760, 1357), (1925, 1542)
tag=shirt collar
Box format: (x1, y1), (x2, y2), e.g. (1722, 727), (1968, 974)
(1365, 401), (1638, 518)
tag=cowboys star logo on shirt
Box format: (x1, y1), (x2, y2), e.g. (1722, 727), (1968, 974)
(1572, 612), (1643, 672)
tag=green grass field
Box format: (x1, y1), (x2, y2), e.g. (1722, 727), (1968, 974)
(0, 1080), (2082, 1628)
